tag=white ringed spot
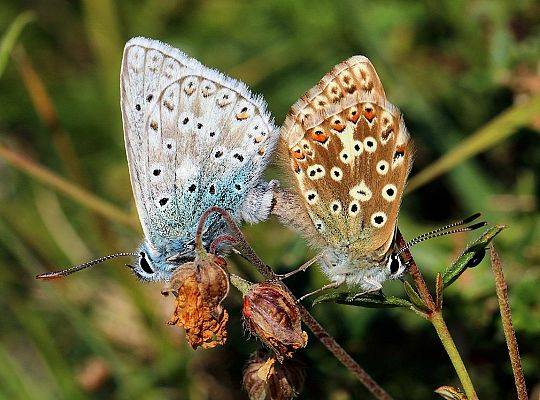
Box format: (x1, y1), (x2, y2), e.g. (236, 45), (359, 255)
(382, 184), (397, 202)
(305, 190), (319, 205)
(330, 166), (343, 181)
(306, 164), (326, 180)
(364, 136), (377, 153)
(348, 201), (361, 216)
(376, 160), (389, 175)
(349, 181), (372, 202)
(352, 140), (364, 156)
(313, 218), (326, 232)
(339, 149), (352, 164)
(371, 212), (387, 228)
(330, 200), (342, 215)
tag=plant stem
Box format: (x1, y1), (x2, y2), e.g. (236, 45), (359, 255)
(489, 245), (528, 400)
(431, 311), (478, 400)
(0, 143), (139, 230)
(12, 45), (86, 184)
(396, 229), (478, 400)
(200, 207), (393, 400)
(407, 92), (540, 193)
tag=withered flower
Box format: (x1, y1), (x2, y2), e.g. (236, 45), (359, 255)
(243, 282), (308, 361)
(243, 350), (305, 400)
(434, 386), (468, 400)
(164, 253), (229, 349)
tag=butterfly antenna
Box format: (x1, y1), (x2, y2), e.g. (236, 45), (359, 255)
(397, 215), (486, 256)
(404, 213), (482, 245)
(36, 252), (138, 280)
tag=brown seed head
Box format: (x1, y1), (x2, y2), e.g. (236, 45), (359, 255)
(243, 350), (305, 400)
(243, 282), (308, 361)
(164, 253), (229, 349)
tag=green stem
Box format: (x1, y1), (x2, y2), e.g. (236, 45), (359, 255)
(431, 311), (478, 400)
(396, 229), (479, 399)
(229, 273), (253, 296)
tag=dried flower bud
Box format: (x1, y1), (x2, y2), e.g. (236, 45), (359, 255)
(164, 253), (229, 349)
(243, 350), (305, 400)
(435, 386), (468, 400)
(243, 282), (307, 361)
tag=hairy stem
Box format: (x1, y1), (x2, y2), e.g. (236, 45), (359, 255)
(200, 206), (392, 400)
(396, 229), (478, 400)
(489, 245), (528, 400)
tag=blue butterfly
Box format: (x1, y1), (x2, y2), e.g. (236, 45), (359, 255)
(38, 37), (279, 282)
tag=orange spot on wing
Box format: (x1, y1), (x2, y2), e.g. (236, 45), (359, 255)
(291, 147), (305, 160)
(236, 111), (250, 120)
(346, 107), (360, 123)
(308, 128), (329, 143)
(329, 119), (346, 132)
(363, 106), (375, 122)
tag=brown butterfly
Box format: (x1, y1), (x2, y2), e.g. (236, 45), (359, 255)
(273, 56), (482, 297)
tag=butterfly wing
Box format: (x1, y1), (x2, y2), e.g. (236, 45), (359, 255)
(279, 56), (413, 257)
(121, 37), (277, 252)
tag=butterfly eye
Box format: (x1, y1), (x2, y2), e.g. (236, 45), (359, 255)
(139, 252), (154, 275)
(390, 256), (400, 275)
(388, 254), (405, 277)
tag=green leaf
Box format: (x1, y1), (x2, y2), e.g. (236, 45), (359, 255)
(442, 225), (506, 289)
(403, 281), (430, 312)
(0, 11), (35, 79)
(313, 290), (414, 309)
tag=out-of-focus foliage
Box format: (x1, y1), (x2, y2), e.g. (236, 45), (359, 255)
(0, 1), (538, 399)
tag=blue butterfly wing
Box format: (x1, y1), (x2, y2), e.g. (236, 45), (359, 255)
(120, 37), (278, 258)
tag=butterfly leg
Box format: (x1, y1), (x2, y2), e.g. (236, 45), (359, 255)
(298, 280), (343, 302)
(276, 253), (322, 280)
(351, 277), (383, 300)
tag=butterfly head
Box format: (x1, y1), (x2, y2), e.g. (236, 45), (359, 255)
(132, 248), (162, 281)
(382, 212), (488, 283)
(133, 240), (196, 282)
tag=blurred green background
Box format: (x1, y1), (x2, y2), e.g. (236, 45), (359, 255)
(0, 0), (539, 399)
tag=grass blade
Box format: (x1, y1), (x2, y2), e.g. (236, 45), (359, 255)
(0, 11), (35, 79)
(0, 143), (139, 230)
(408, 93), (540, 192)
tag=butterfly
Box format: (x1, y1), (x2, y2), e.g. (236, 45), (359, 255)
(37, 37), (279, 282)
(274, 56), (486, 296)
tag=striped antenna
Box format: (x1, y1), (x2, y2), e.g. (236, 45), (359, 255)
(397, 213), (486, 256)
(36, 252), (138, 280)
